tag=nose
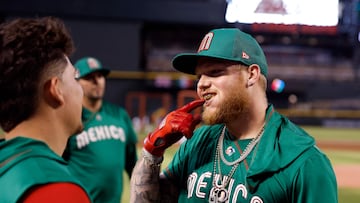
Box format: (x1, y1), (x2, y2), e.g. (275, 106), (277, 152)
(197, 75), (210, 92)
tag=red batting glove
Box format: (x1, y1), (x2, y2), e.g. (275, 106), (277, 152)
(143, 99), (205, 157)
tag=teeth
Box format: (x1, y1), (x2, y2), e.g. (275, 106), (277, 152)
(203, 94), (213, 101)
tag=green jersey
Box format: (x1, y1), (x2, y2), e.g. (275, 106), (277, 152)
(0, 137), (89, 203)
(164, 105), (337, 203)
(64, 101), (138, 203)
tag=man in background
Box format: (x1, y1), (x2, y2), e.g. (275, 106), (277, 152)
(63, 57), (138, 203)
(0, 16), (91, 203)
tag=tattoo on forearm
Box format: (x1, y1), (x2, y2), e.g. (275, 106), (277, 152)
(130, 154), (180, 203)
(130, 157), (161, 203)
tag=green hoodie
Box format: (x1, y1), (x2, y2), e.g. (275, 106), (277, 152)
(0, 137), (89, 203)
(164, 105), (337, 202)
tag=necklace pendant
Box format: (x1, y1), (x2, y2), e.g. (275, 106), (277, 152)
(209, 187), (229, 203)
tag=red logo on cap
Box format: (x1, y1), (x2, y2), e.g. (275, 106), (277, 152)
(198, 32), (214, 52)
(87, 58), (100, 69)
(242, 51), (249, 59)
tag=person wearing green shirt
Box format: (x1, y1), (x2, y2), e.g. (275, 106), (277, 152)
(130, 28), (337, 203)
(63, 57), (138, 203)
(0, 16), (91, 203)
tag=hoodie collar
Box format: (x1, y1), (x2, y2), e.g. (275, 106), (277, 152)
(245, 104), (315, 191)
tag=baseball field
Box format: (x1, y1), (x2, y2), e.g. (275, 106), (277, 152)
(122, 126), (360, 203)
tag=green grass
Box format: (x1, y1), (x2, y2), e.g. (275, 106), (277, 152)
(338, 188), (360, 203)
(323, 149), (360, 164)
(124, 126), (360, 202)
(0, 128), (4, 139)
(303, 126), (360, 141)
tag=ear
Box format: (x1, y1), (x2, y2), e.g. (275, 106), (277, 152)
(44, 77), (64, 108)
(246, 64), (261, 87)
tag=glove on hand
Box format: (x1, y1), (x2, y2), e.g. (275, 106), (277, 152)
(144, 99), (205, 157)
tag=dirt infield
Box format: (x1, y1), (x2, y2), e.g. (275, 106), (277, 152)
(333, 164), (360, 188)
(318, 140), (360, 188)
(317, 141), (360, 151)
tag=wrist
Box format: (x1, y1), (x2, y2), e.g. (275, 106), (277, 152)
(142, 148), (163, 167)
(143, 134), (165, 157)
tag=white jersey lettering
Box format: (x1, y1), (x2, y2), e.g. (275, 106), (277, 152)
(75, 125), (126, 149)
(104, 125), (111, 139)
(94, 126), (107, 139)
(196, 172), (212, 198)
(232, 183), (248, 201)
(76, 131), (89, 148)
(187, 173), (198, 198)
(88, 127), (97, 142)
(186, 172), (264, 202)
(250, 196), (263, 203)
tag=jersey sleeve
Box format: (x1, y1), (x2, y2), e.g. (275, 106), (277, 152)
(292, 151), (338, 203)
(120, 107), (138, 145)
(117, 107), (138, 177)
(163, 136), (190, 186)
(125, 139), (138, 177)
(22, 183), (91, 203)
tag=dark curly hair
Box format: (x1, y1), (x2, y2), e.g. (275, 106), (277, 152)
(0, 16), (75, 132)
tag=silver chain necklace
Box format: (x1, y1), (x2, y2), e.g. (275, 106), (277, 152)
(209, 125), (265, 203)
(220, 126), (265, 166)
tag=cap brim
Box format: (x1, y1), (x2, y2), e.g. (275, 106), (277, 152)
(172, 53), (200, 75)
(101, 69), (110, 76)
(172, 53), (248, 75)
(79, 68), (110, 78)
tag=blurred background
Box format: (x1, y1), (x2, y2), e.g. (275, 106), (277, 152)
(1, 0), (360, 121)
(1, 0), (359, 202)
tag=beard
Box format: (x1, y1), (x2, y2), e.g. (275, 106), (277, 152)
(88, 90), (104, 101)
(202, 89), (251, 125)
(86, 85), (105, 101)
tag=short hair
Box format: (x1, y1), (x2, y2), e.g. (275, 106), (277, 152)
(0, 16), (75, 132)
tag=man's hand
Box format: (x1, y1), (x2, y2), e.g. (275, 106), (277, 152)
(143, 99), (205, 157)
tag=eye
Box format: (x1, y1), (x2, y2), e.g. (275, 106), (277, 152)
(206, 69), (225, 77)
